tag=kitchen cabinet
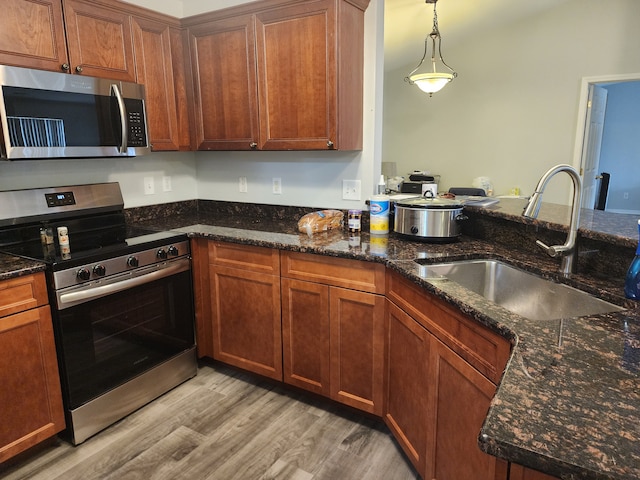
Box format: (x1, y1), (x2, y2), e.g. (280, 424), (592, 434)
(386, 269), (511, 480)
(0, 273), (65, 463)
(185, 0), (368, 151)
(193, 240), (283, 381)
(509, 464), (560, 480)
(63, 0), (136, 81)
(132, 17), (188, 151)
(281, 251), (385, 415)
(0, 0), (69, 72)
(385, 301), (431, 475)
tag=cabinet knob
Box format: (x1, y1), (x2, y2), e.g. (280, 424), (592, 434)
(327, 140), (334, 149)
(75, 65), (83, 73)
(61, 63), (70, 72)
(249, 142), (258, 149)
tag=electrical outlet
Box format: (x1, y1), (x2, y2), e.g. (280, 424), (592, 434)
(144, 176), (155, 195)
(272, 177), (282, 194)
(342, 179), (361, 200)
(162, 176), (172, 192)
(239, 176), (248, 193)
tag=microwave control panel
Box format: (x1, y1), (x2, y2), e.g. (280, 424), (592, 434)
(125, 99), (148, 147)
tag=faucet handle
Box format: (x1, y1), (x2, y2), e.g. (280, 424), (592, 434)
(536, 240), (559, 257)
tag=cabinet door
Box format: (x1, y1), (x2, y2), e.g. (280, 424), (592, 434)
(0, 306), (65, 462)
(0, 0), (69, 72)
(210, 264), (282, 380)
(427, 337), (508, 480)
(385, 301), (431, 477)
(132, 16), (180, 151)
(281, 278), (330, 395)
(255, 0), (337, 150)
(188, 14), (259, 151)
(330, 286), (385, 415)
(509, 464), (560, 480)
(63, 0), (136, 81)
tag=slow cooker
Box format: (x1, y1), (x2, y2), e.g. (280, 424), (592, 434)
(393, 196), (467, 241)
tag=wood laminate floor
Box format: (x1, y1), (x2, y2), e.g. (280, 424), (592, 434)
(2, 363), (419, 480)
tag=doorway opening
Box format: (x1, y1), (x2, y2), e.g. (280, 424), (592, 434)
(573, 73), (640, 214)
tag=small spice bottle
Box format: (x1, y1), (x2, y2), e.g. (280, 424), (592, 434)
(347, 209), (362, 233)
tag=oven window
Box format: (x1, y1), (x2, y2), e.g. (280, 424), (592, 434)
(56, 270), (195, 408)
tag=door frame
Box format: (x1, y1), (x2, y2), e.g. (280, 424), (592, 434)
(572, 72), (640, 205)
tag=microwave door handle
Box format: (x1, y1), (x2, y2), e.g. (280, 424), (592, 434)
(111, 83), (127, 154)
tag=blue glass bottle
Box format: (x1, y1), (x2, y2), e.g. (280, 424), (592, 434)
(624, 219), (640, 299)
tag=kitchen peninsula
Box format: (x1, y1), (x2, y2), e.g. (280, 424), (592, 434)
(124, 197), (639, 480)
(2, 198), (639, 480)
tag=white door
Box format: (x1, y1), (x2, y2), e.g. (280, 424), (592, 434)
(580, 84), (608, 209)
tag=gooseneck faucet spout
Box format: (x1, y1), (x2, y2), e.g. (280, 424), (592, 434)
(523, 164), (583, 276)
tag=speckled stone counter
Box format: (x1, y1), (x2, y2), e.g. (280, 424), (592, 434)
(127, 198), (640, 480)
(0, 252), (46, 281)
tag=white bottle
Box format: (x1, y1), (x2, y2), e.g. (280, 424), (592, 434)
(57, 226), (71, 258)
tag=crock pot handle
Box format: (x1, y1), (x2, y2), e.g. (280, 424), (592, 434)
(456, 213), (468, 222)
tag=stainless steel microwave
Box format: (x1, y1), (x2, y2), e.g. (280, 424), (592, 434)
(0, 65), (150, 159)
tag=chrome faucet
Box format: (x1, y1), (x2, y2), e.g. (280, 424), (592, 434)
(523, 164), (583, 276)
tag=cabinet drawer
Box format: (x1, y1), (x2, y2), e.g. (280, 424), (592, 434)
(208, 241), (280, 274)
(386, 270), (510, 384)
(0, 273), (48, 319)
(281, 251), (385, 294)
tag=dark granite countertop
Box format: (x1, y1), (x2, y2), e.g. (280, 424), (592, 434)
(126, 198), (640, 480)
(0, 252), (46, 281)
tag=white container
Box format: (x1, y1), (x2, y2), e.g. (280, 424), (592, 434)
(370, 194), (390, 234)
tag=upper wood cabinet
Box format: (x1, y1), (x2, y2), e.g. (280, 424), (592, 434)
(0, 0), (136, 80)
(63, 0), (136, 81)
(0, 0), (69, 72)
(131, 17), (181, 150)
(185, 0), (369, 151)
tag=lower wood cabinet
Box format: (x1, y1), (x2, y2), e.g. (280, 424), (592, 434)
(509, 464), (561, 480)
(281, 275), (385, 415)
(0, 274), (65, 463)
(192, 239), (282, 380)
(386, 270), (511, 480)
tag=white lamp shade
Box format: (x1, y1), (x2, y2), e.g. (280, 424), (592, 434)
(409, 73), (454, 93)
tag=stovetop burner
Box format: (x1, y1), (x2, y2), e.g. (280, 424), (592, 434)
(0, 183), (188, 271)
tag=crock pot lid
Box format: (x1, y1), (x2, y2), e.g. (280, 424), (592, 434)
(394, 197), (463, 209)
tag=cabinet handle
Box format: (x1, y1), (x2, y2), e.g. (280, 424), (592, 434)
(327, 140), (334, 149)
(249, 142), (258, 149)
(75, 65), (83, 73)
(61, 63), (70, 72)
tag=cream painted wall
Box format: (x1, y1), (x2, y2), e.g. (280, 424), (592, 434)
(383, 0), (640, 204)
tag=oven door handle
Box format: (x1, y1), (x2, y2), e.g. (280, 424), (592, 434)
(57, 259), (189, 309)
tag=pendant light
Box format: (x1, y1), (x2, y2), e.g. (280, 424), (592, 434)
(405, 0), (457, 96)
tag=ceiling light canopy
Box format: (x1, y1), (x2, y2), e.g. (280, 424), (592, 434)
(405, 0), (457, 96)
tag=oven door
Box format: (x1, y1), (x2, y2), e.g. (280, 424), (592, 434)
(53, 257), (195, 409)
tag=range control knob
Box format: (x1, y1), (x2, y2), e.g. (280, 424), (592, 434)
(157, 248), (167, 260)
(167, 245), (179, 257)
(93, 264), (106, 276)
(127, 256), (139, 268)
(411, 225), (419, 235)
(76, 268), (91, 281)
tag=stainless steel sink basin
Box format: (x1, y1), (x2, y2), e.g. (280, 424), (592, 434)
(415, 259), (624, 321)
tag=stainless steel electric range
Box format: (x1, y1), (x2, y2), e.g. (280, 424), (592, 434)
(0, 183), (197, 445)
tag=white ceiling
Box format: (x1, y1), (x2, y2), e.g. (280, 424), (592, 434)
(384, 0), (571, 72)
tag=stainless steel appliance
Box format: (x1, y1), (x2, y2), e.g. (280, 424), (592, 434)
(0, 65), (150, 159)
(394, 196), (466, 241)
(0, 183), (196, 445)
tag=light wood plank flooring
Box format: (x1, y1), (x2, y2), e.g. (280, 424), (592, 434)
(1, 363), (419, 480)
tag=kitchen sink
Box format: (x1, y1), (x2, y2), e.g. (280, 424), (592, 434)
(414, 259), (624, 321)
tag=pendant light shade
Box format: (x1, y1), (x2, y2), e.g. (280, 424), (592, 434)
(405, 0), (457, 96)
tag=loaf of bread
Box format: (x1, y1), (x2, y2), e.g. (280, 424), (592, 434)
(298, 210), (344, 235)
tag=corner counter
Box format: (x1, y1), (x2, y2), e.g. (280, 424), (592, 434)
(130, 199), (640, 480)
